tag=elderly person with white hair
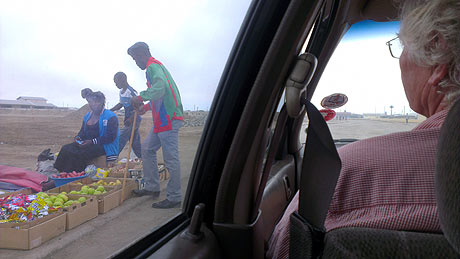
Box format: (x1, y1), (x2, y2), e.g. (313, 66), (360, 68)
(267, 0), (460, 258)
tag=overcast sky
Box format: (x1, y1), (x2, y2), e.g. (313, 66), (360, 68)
(0, 0), (251, 110)
(1, 3), (408, 114)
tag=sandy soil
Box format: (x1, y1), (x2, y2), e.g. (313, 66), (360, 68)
(0, 108), (203, 171)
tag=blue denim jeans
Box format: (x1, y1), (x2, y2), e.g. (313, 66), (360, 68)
(118, 116), (142, 158)
(142, 120), (183, 202)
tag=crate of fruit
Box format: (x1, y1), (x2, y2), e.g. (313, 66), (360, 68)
(75, 177), (137, 201)
(62, 184), (121, 214)
(50, 171), (88, 187)
(40, 192), (98, 230)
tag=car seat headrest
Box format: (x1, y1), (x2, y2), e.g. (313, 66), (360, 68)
(436, 98), (460, 254)
(285, 53), (318, 118)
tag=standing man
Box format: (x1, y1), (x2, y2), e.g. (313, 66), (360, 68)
(128, 42), (184, 209)
(110, 72), (142, 159)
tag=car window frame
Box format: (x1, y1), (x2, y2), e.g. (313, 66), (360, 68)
(114, 0), (293, 256)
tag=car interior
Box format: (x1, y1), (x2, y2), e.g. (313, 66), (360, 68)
(114, 0), (460, 258)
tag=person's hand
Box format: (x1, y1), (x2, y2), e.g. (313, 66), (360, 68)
(130, 96), (143, 109)
(137, 106), (147, 115)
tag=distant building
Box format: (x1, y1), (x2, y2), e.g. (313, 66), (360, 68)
(0, 96), (57, 109)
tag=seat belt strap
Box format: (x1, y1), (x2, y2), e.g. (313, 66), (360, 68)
(290, 98), (341, 259)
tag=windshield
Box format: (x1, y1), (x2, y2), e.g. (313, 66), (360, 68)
(308, 21), (424, 142)
(0, 0), (251, 256)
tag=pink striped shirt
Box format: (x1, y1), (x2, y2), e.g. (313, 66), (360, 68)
(267, 110), (448, 259)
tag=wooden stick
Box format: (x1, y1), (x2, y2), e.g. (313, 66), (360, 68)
(121, 111), (138, 203)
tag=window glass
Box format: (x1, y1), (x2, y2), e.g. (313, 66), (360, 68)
(305, 21), (423, 143)
(0, 0), (250, 257)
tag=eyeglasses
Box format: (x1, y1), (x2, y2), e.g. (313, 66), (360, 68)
(386, 37), (403, 59)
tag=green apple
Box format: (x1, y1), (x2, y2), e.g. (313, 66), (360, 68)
(50, 195), (57, 203)
(58, 194), (68, 202)
(53, 201), (63, 207)
(37, 192), (49, 198)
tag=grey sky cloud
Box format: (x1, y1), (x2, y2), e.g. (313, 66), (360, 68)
(0, 0), (251, 110)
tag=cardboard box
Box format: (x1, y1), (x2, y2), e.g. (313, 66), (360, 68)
(95, 187), (121, 213)
(47, 194), (98, 230)
(107, 169), (137, 179)
(0, 211), (66, 250)
(47, 184), (121, 214)
(118, 178), (138, 201)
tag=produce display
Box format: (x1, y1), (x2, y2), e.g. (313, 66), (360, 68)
(37, 192), (87, 208)
(0, 194), (57, 223)
(51, 171), (86, 178)
(68, 185), (108, 195)
(0, 175), (131, 250)
(92, 179), (121, 186)
(75, 179), (122, 186)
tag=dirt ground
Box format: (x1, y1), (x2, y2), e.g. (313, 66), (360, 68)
(0, 108), (203, 170)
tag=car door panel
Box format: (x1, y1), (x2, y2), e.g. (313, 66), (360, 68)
(147, 225), (222, 259)
(260, 156), (296, 243)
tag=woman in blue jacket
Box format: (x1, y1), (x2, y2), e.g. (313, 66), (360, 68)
(54, 90), (119, 172)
